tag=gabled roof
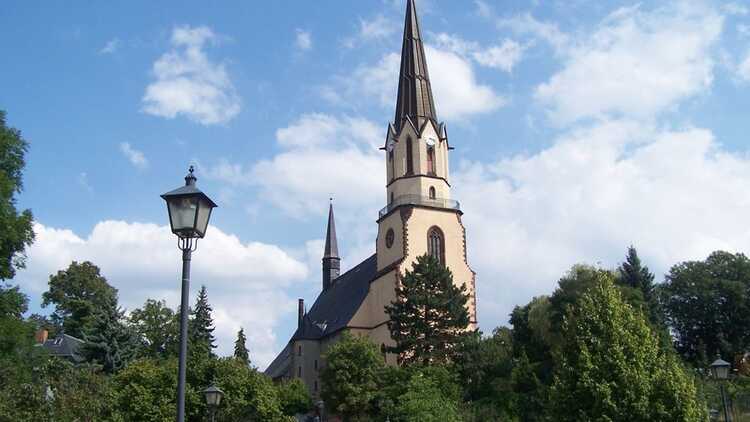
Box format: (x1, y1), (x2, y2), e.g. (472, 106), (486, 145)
(394, 0), (437, 128)
(42, 334), (86, 363)
(264, 343), (292, 380)
(293, 254), (377, 341)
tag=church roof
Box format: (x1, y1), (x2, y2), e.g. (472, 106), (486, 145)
(293, 254), (377, 341)
(394, 0), (437, 128)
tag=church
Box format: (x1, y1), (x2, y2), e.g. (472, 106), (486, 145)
(265, 0), (477, 397)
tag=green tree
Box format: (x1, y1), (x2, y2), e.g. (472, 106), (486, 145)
(82, 297), (138, 374)
(385, 254), (471, 365)
(189, 285), (216, 357)
(233, 327), (250, 365)
(0, 111), (34, 281)
(42, 261), (117, 339)
(321, 332), (384, 421)
(276, 378), (313, 416)
(617, 245), (655, 298)
(395, 370), (463, 422)
(129, 299), (178, 359)
(658, 251), (750, 366)
(209, 357), (293, 422)
(453, 328), (515, 418)
(113, 358), (187, 421)
(549, 272), (705, 422)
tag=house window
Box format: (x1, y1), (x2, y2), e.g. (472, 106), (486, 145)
(429, 186), (436, 199)
(427, 227), (445, 265)
(298, 345), (302, 356)
(298, 366), (302, 377)
(406, 137), (414, 175)
(314, 360), (318, 370)
(427, 146), (435, 175)
(314, 380), (318, 392)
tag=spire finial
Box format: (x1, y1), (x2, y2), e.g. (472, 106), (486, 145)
(185, 165), (197, 186)
(394, 0), (437, 127)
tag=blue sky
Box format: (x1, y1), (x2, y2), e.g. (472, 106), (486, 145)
(4, 0), (750, 368)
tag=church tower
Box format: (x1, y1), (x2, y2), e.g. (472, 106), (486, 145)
(347, 0), (477, 362)
(265, 0), (477, 394)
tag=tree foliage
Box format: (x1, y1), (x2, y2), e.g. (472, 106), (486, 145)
(82, 297), (138, 374)
(42, 261), (117, 339)
(189, 285), (216, 358)
(129, 299), (178, 359)
(321, 332), (384, 421)
(233, 327), (250, 365)
(549, 272), (705, 421)
(0, 111), (34, 281)
(276, 378), (312, 417)
(659, 251), (750, 366)
(386, 254), (471, 365)
(395, 370), (463, 422)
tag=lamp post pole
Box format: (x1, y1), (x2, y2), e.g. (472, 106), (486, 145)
(177, 241), (193, 422)
(719, 383), (732, 422)
(162, 166), (217, 422)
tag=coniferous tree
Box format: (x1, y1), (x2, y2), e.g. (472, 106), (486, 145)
(189, 285), (216, 357)
(82, 297), (138, 374)
(233, 327), (250, 365)
(618, 245), (655, 299)
(385, 254), (471, 365)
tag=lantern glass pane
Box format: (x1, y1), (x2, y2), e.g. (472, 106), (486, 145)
(195, 198), (213, 237)
(717, 365), (729, 380)
(168, 197), (198, 233)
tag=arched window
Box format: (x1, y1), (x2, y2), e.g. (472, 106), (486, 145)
(427, 146), (435, 175)
(406, 137), (414, 175)
(429, 186), (436, 199)
(427, 227), (444, 265)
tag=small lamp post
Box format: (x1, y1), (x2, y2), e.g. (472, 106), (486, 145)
(162, 166), (217, 422)
(203, 385), (224, 422)
(710, 356), (732, 422)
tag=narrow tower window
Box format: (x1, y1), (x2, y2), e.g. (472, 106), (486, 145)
(429, 186), (436, 199)
(427, 227), (445, 265)
(389, 149), (395, 180)
(406, 137), (414, 175)
(427, 146), (435, 175)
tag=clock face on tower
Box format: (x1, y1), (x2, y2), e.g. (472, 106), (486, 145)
(385, 228), (395, 248)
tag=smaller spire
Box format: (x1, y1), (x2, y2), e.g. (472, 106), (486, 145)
(322, 200), (341, 291)
(323, 200), (339, 259)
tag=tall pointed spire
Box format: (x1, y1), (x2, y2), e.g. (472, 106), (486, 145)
(323, 202), (339, 259)
(322, 201), (340, 290)
(394, 0), (437, 128)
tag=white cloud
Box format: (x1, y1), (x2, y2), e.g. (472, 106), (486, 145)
(534, 3), (723, 125)
(425, 46), (506, 120)
(19, 221), (308, 368)
(497, 13), (570, 53)
(248, 113), (384, 218)
(99, 38), (119, 54)
(434, 33), (524, 73)
(360, 14), (398, 41)
(454, 119), (750, 327)
(326, 46), (504, 121)
(119, 142), (148, 169)
(142, 25), (241, 125)
(738, 53), (750, 81)
(295, 29), (312, 51)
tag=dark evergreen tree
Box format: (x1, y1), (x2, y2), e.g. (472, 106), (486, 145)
(385, 254), (471, 365)
(618, 245), (655, 299)
(0, 111), (34, 281)
(233, 327), (250, 365)
(82, 297), (138, 374)
(189, 285), (216, 357)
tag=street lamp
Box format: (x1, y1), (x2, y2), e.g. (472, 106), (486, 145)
(203, 385), (224, 422)
(710, 356), (732, 422)
(162, 166), (217, 422)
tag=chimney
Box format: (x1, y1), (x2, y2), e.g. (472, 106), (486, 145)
(298, 299), (305, 329)
(35, 329), (49, 344)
